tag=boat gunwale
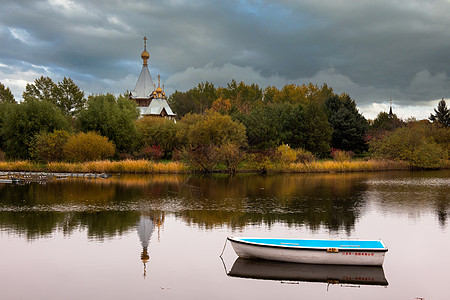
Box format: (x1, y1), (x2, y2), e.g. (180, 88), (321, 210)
(228, 237), (388, 252)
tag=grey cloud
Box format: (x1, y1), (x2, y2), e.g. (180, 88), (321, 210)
(0, 0), (449, 118)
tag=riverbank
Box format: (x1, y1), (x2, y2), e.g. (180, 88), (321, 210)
(0, 158), (441, 174)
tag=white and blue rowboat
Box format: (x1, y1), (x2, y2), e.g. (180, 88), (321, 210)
(228, 237), (388, 266)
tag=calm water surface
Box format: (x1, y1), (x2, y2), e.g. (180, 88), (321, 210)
(0, 171), (449, 299)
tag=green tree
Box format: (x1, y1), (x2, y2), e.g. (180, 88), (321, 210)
(0, 100), (69, 159)
(168, 82), (217, 117)
(325, 94), (369, 153)
(77, 94), (139, 153)
(23, 76), (58, 103)
(295, 102), (332, 156)
(54, 77), (86, 116)
(371, 111), (404, 131)
(234, 103), (289, 150)
(429, 99), (450, 127)
(0, 82), (15, 103)
(63, 131), (115, 162)
(23, 76), (86, 116)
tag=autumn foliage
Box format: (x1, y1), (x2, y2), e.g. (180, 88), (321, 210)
(63, 132), (115, 162)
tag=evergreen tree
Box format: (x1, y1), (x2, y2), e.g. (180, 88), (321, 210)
(281, 102), (332, 156)
(325, 94), (369, 153)
(0, 82), (15, 103)
(234, 103), (288, 150)
(429, 99), (450, 127)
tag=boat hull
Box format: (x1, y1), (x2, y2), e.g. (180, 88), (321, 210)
(228, 237), (387, 266)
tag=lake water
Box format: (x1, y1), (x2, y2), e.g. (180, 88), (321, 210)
(0, 170), (449, 299)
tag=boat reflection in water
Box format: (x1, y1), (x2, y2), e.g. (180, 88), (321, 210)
(227, 258), (388, 287)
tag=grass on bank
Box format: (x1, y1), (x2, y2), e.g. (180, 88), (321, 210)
(0, 158), (438, 174)
(0, 159), (187, 174)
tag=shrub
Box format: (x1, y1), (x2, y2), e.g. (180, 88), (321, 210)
(246, 149), (277, 173)
(331, 148), (354, 162)
(217, 143), (244, 174)
(139, 145), (164, 161)
(0, 149), (5, 161)
(369, 123), (448, 169)
(178, 111), (247, 172)
(30, 130), (70, 163)
(411, 142), (447, 169)
(276, 144), (297, 165)
(181, 145), (220, 173)
(295, 148), (315, 163)
(63, 132), (115, 162)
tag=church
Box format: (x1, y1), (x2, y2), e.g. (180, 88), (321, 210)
(129, 37), (176, 120)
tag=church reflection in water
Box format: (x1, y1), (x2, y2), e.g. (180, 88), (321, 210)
(137, 211), (165, 278)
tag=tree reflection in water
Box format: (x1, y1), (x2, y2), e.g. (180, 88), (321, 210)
(0, 171), (448, 240)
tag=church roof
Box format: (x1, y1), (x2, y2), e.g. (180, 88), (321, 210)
(142, 97), (176, 116)
(130, 65), (154, 99)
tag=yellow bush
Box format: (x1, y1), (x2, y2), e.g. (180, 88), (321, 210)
(63, 132), (115, 162)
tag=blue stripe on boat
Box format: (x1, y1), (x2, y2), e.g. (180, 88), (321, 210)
(238, 238), (386, 250)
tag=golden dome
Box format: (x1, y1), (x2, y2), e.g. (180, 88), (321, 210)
(141, 249), (149, 262)
(156, 86), (163, 93)
(141, 49), (150, 66)
(141, 50), (150, 60)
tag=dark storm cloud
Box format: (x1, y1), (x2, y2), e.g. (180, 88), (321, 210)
(0, 0), (449, 118)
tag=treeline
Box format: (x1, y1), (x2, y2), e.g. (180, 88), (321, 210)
(0, 78), (449, 172)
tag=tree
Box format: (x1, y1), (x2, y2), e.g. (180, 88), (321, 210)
(55, 77), (86, 116)
(234, 103), (288, 150)
(23, 76), (86, 116)
(0, 82), (15, 103)
(77, 94), (139, 153)
(0, 100), (69, 159)
(325, 94), (369, 153)
(263, 83), (334, 105)
(429, 99), (450, 127)
(178, 111), (247, 172)
(135, 117), (180, 157)
(293, 102), (332, 156)
(23, 76), (58, 103)
(371, 111), (404, 131)
(168, 82), (217, 117)
(217, 80), (263, 113)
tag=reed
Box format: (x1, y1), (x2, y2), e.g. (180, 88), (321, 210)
(0, 159), (446, 174)
(0, 160), (39, 171)
(284, 159), (411, 173)
(45, 160), (187, 174)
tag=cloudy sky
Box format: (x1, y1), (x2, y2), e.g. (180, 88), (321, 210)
(1, 0), (449, 119)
